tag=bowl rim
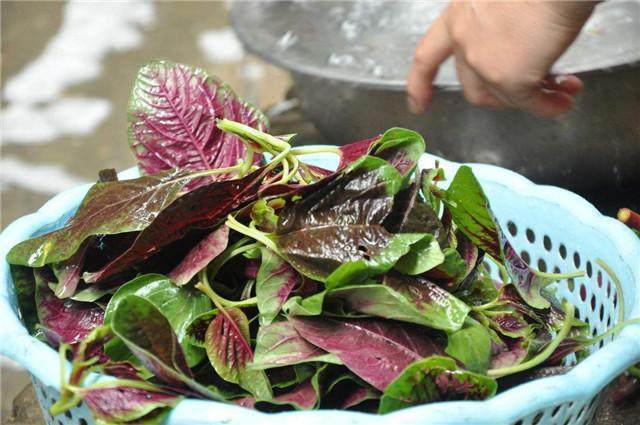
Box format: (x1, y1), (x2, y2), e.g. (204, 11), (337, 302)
(1, 151), (639, 424)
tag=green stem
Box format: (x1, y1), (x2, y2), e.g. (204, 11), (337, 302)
(575, 318), (640, 347)
(629, 365), (640, 379)
(217, 118), (290, 153)
(196, 282), (257, 308)
(179, 164), (242, 181)
(487, 301), (575, 378)
(226, 214), (277, 251)
(471, 300), (506, 312)
(537, 270), (586, 283)
(73, 379), (168, 393)
(289, 145), (342, 156)
(596, 258), (625, 322)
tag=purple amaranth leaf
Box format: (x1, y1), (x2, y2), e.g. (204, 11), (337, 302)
(128, 60), (268, 187)
(269, 377), (318, 409)
(205, 308), (272, 400)
(51, 239), (91, 299)
(256, 248), (298, 325)
(336, 136), (381, 170)
(34, 270), (103, 345)
(252, 321), (338, 369)
(7, 170), (189, 268)
(290, 316), (443, 391)
(78, 385), (181, 423)
(84, 167), (269, 283)
(489, 337), (527, 369)
(341, 386), (380, 409)
(168, 225), (229, 285)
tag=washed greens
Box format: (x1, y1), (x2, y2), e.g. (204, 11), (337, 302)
(8, 61), (612, 423)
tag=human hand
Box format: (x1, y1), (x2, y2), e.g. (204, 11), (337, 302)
(407, 1), (598, 117)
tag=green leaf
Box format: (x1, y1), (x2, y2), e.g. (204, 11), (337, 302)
(445, 318), (492, 373)
(104, 274), (211, 367)
(325, 232), (425, 289)
(372, 128), (425, 179)
(282, 291), (326, 316)
(394, 234), (444, 275)
(379, 356), (497, 414)
(251, 199), (279, 232)
(327, 276), (469, 332)
(447, 166), (557, 309)
(204, 308), (272, 400)
(252, 321), (341, 369)
(111, 295), (219, 399)
(7, 169), (188, 267)
(256, 248), (298, 325)
(446, 166), (502, 260)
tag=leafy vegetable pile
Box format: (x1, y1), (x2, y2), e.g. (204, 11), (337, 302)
(7, 61), (614, 423)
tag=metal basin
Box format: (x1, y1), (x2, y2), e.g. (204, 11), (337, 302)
(231, 1), (640, 198)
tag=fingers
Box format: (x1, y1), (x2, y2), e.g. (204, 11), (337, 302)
(540, 74), (583, 95)
(454, 52), (506, 109)
(515, 88), (575, 118)
(407, 15), (454, 114)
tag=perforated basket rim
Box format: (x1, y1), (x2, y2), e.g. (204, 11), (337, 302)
(1, 151), (639, 425)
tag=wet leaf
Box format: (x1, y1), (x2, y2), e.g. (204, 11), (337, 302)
(7, 170), (188, 267)
(78, 385), (181, 424)
(168, 225), (229, 286)
(256, 248), (298, 325)
(205, 308), (272, 400)
(84, 167), (268, 282)
(327, 275), (469, 331)
(104, 274), (211, 366)
(35, 270), (103, 345)
(379, 356), (497, 413)
(252, 321), (340, 369)
(290, 316), (443, 391)
(111, 295), (218, 399)
(128, 60), (268, 185)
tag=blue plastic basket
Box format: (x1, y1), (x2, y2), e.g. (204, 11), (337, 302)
(1, 151), (639, 425)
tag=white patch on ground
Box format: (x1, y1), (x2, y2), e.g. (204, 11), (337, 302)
(0, 157), (88, 194)
(1, 99), (111, 144)
(1, 1), (155, 145)
(198, 27), (245, 63)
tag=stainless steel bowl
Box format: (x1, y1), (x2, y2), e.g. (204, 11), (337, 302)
(231, 1), (640, 198)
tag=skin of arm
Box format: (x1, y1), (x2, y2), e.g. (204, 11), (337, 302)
(407, 1), (599, 117)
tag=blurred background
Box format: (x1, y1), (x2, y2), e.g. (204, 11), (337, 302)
(1, 1), (638, 423)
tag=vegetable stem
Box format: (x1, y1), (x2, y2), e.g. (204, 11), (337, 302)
(225, 215), (277, 251)
(487, 301), (575, 378)
(289, 145), (342, 156)
(596, 258), (625, 322)
(629, 365), (640, 379)
(618, 208), (640, 233)
(181, 165), (242, 181)
(195, 271), (257, 309)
